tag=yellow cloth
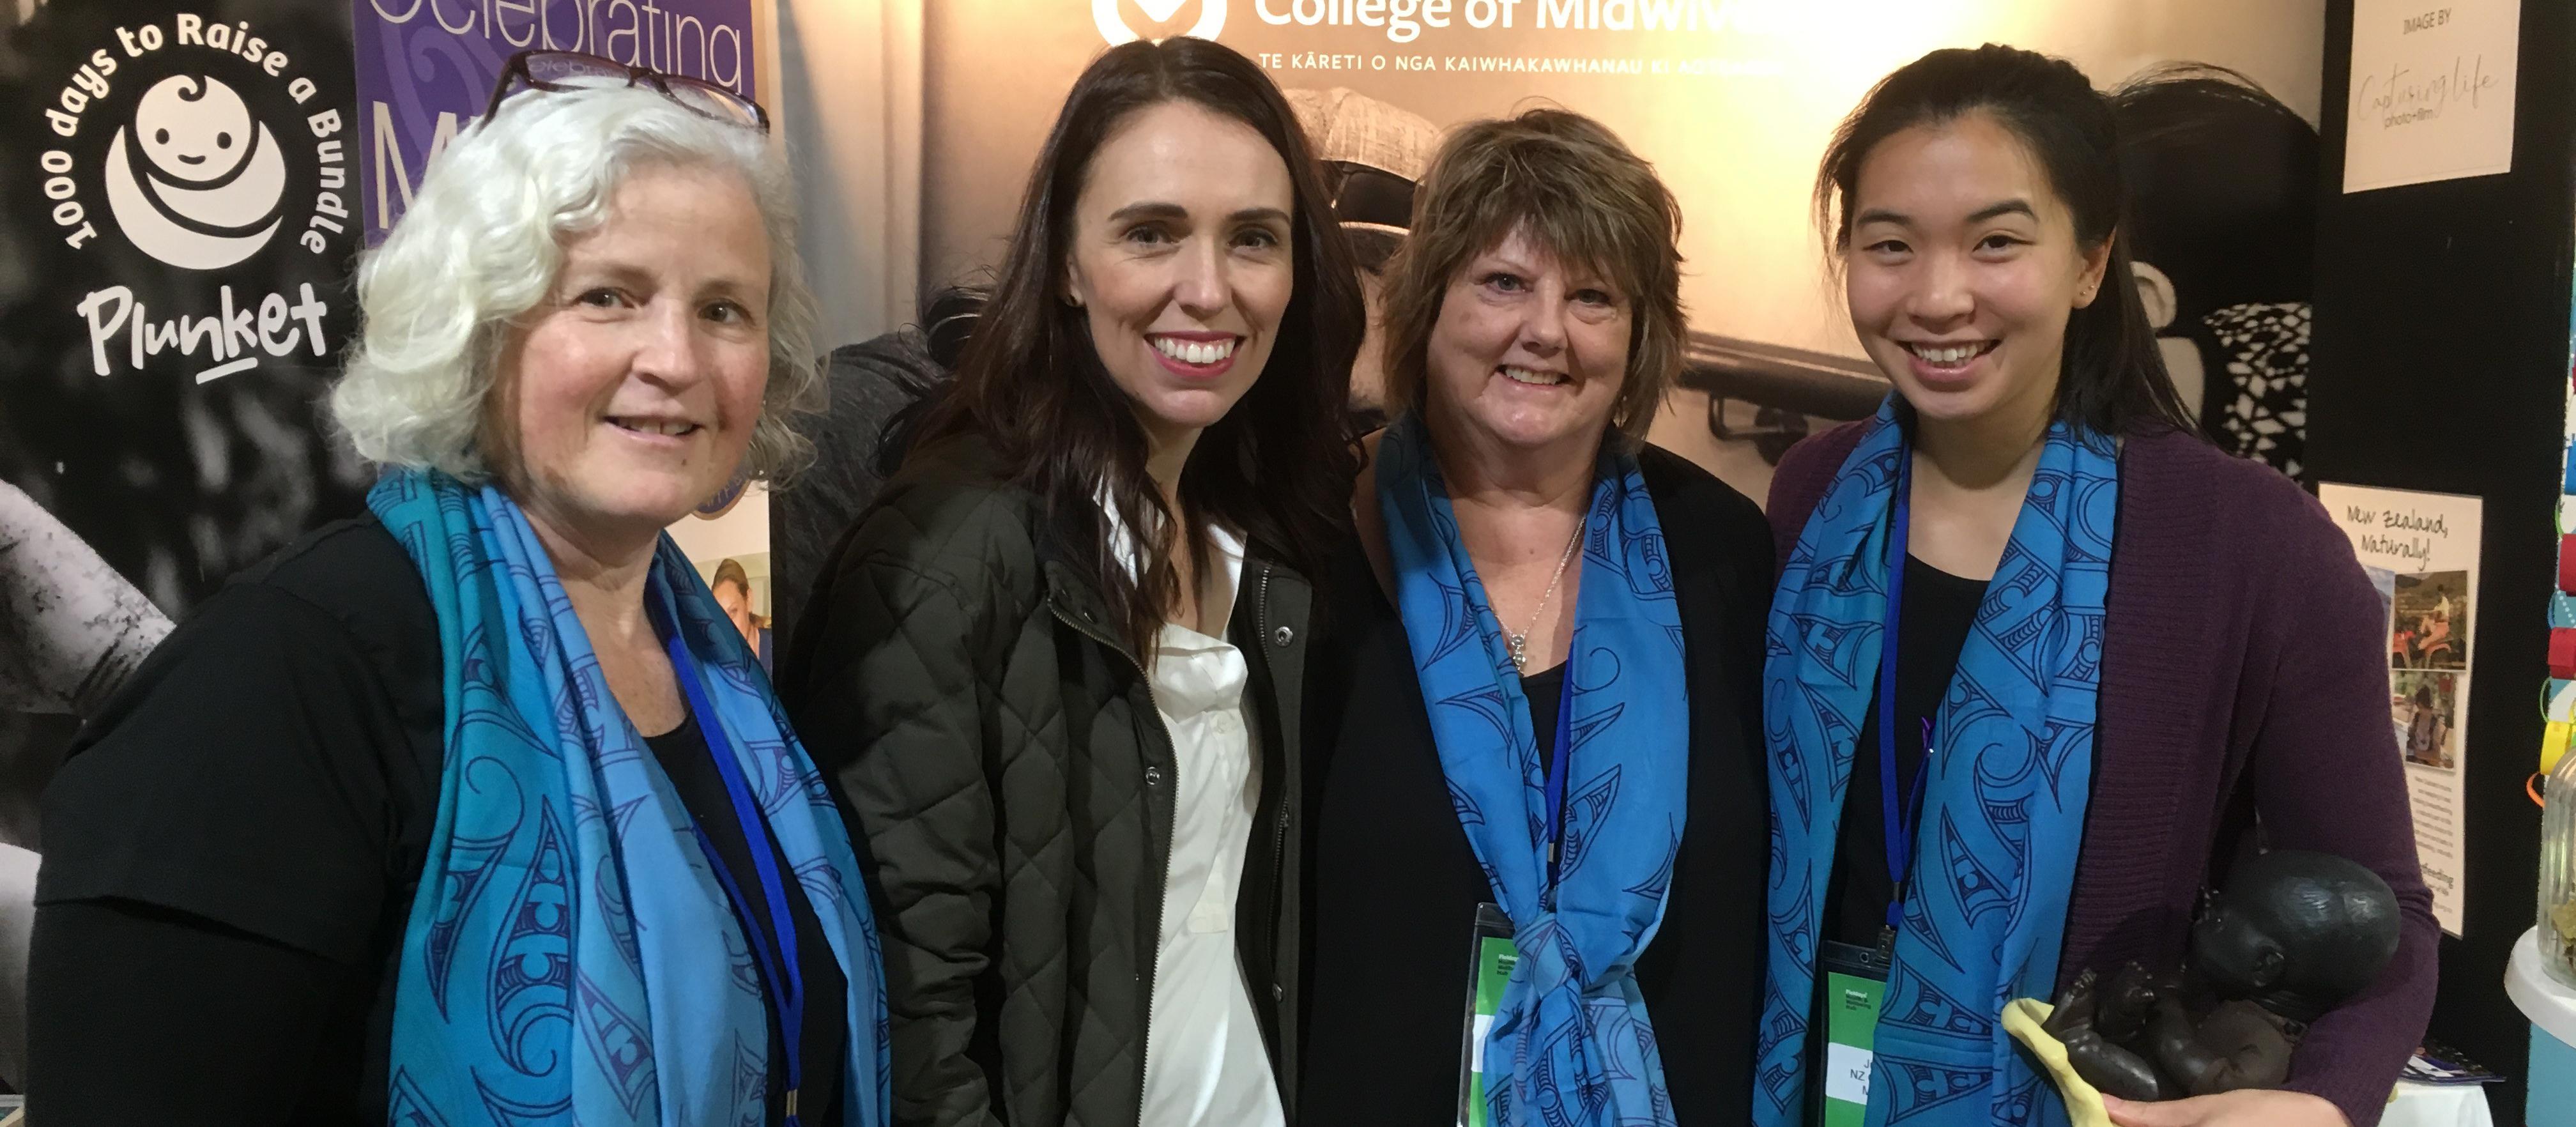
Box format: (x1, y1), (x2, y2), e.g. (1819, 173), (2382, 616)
(2002, 999), (2114, 1127)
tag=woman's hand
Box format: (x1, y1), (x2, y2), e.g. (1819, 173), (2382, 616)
(2101, 1090), (2350, 1127)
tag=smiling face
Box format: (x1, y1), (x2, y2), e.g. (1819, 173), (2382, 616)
(488, 162), (772, 554)
(1422, 224), (1631, 461)
(134, 76), (256, 184)
(1843, 112), (2110, 433)
(1063, 98), (1296, 461)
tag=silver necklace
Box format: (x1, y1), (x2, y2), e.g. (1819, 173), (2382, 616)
(1507, 521), (1586, 672)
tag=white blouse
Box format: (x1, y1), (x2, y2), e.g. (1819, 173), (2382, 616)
(1102, 502), (1285, 1126)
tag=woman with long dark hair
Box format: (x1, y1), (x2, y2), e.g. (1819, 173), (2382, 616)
(1758, 45), (2433, 1127)
(777, 36), (1360, 1127)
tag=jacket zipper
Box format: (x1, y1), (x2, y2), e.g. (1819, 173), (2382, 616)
(1046, 599), (1176, 1127)
(1256, 565), (1290, 1006)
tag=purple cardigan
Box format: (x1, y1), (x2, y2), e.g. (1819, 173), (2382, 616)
(1768, 421), (2437, 1127)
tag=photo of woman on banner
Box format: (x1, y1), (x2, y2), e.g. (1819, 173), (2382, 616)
(711, 555), (777, 673)
(776, 36), (1358, 1127)
(1300, 108), (1774, 1127)
(1758, 44), (2434, 1127)
(28, 53), (891, 1126)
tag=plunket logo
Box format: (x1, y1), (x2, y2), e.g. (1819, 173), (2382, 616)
(1094, 0), (1227, 44)
(103, 75), (289, 270)
(33, 14), (353, 383)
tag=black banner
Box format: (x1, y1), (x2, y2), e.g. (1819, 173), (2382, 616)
(1, 0), (363, 839)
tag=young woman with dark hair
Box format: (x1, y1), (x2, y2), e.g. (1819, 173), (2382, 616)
(776, 36), (1361, 1127)
(1758, 45), (2433, 1127)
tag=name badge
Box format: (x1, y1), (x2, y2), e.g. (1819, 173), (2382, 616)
(1456, 903), (1517, 1127)
(1819, 938), (1891, 1126)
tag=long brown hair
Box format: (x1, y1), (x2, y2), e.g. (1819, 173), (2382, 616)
(908, 38), (1364, 657)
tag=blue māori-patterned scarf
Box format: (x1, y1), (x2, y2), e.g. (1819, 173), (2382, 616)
(1377, 417), (1688, 1127)
(1754, 398), (2115, 1127)
(371, 469), (889, 1126)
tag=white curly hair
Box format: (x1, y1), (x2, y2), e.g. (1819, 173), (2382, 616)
(330, 83), (821, 483)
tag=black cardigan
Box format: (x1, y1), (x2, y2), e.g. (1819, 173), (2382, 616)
(1299, 442), (1775, 1123)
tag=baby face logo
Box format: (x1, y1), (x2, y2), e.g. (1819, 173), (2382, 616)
(1094, 0), (1227, 43)
(105, 75), (291, 270)
(33, 15), (355, 384)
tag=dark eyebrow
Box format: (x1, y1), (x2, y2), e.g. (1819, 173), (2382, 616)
(1853, 199), (2037, 227)
(1968, 199), (2037, 224)
(1103, 203), (1294, 228)
(1106, 201), (1188, 224)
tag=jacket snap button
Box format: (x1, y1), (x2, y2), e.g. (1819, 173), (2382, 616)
(1272, 983), (1284, 1001)
(1145, 766), (1163, 786)
(1271, 625), (1294, 647)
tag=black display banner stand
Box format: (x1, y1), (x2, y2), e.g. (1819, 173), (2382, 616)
(2310, 3), (2574, 1123)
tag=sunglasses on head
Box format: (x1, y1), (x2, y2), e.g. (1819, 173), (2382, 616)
(484, 50), (769, 134)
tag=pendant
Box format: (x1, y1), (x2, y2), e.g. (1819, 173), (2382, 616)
(1510, 634), (1528, 671)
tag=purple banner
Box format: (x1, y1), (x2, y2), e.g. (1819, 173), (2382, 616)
(349, 0), (756, 241)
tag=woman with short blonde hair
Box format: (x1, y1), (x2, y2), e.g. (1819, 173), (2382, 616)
(1301, 108), (1773, 1126)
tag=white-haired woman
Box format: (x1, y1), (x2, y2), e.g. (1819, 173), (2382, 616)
(28, 53), (888, 1127)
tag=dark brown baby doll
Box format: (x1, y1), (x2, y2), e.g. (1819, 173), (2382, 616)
(2041, 850), (2400, 1101)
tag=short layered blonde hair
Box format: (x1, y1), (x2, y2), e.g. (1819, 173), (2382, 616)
(1378, 109), (1685, 438)
(330, 84), (821, 483)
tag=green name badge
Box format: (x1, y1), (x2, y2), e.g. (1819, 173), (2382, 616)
(1457, 903), (1518, 1127)
(1820, 940), (1889, 1127)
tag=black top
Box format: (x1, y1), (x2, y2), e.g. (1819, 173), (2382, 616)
(1300, 444), (1775, 1124)
(31, 518), (846, 1126)
(1524, 664), (1568, 773)
(1825, 555), (1988, 948)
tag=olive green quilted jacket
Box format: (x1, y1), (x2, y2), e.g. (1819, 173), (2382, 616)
(778, 436), (1310, 1127)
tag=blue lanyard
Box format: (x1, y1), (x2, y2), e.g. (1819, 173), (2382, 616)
(1540, 665), (1578, 908)
(656, 604), (808, 1125)
(1878, 450), (1939, 931)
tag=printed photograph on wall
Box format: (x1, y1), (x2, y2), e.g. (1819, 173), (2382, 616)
(2325, 482), (2482, 934)
(2393, 569), (2472, 671)
(696, 553), (776, 674)
(671, 482), (777, 674)
(2392, 670), (2461, 772)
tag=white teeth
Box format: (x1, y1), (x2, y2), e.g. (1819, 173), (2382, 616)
(1500, 366), (1565, 386)
(1152, 337), (1236, 365)
(614, 418), (693, 436)
(1910, 342), (1986, 365)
